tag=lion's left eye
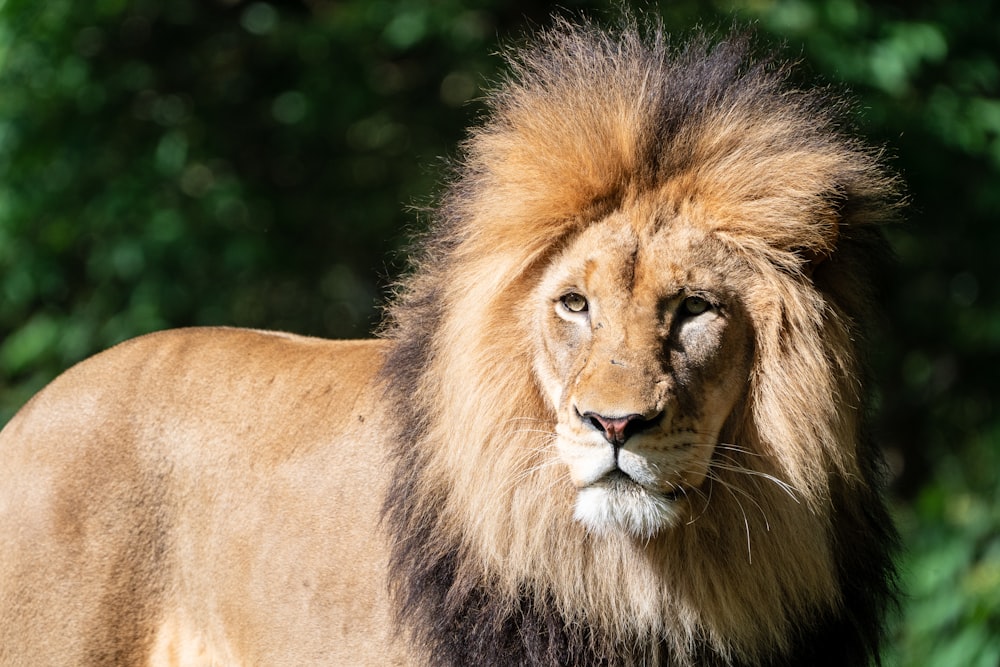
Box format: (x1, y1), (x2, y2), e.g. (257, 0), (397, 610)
(681, 296), (711, 316)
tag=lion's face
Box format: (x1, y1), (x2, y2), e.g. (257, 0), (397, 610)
(532, 207), (754, 539)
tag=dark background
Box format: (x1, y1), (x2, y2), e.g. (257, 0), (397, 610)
(1, 1), (997, 662)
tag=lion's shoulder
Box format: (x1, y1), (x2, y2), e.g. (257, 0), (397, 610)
(4, 327), (390, 463)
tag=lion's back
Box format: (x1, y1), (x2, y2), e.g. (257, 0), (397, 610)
(0, 327), (405, 665)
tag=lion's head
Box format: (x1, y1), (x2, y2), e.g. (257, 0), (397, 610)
(533, 209), (756, 539)
(382, 17), (899, 667)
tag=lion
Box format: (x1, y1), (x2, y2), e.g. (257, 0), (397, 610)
(0, 17), (900, 667)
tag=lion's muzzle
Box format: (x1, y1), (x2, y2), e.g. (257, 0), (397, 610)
(578, 409), (663, 448)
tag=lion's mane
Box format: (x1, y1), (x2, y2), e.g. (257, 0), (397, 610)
(380, 17), (900, 667)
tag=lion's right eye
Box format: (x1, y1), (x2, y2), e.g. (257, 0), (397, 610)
(560, 292), (589, 313)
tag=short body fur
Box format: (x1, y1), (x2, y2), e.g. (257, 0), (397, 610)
(0, 17), (899, 667)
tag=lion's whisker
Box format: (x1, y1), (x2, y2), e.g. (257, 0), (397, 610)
(707, 472), (756, 563)
(713, 442), (763, 458)
(496, 452), (564, 496)
(503, 416), (551, 427)
(681, 483), (712, 526)
(682, 440), (762, 458)
(710, 460), (801, 503)
(509, 428), (558, 438)
(703, 465), (781, 567)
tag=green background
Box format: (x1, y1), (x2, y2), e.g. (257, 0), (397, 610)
(1, 1), (997, 663)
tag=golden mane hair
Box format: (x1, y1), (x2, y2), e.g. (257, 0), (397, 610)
(380, 17), (900, 667)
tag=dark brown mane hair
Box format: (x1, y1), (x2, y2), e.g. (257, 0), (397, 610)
(379, 14), (899, 667)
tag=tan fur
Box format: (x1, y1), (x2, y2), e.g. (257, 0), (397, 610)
(0, 18), (899, 667)
(0, 330), (406, 665)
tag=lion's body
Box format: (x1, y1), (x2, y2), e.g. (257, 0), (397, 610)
(1, 18), (899, 667)
(0, 330), (407, 665)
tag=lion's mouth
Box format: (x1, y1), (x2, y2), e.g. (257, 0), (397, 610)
(599, 469), (639, 489)
(574, 469), (688, 537)
(596, 469), (683, 502)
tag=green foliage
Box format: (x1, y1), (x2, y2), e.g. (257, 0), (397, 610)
(892, 475), (1000, 667)
(1, 1), (997, 664)
(0, 0), (510, 416)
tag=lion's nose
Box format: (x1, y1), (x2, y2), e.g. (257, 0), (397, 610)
(579, 410), (662, 448)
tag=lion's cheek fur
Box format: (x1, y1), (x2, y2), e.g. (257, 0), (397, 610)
(741, 272), (866, 506)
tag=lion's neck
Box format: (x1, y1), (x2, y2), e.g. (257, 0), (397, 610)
(386, 421), (840, 667)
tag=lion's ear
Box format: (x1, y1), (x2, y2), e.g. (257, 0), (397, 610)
(797, 239), (834, 277)
(798, 184), (850, 276)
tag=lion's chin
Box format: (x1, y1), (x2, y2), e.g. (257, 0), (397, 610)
(573, 472), (683, 540)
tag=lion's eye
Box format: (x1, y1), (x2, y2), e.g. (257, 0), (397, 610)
(560, 292), (589, 313)
(682, 296), (711, 316)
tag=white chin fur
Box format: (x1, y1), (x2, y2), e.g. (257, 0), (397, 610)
(573, 484), (682, 540)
